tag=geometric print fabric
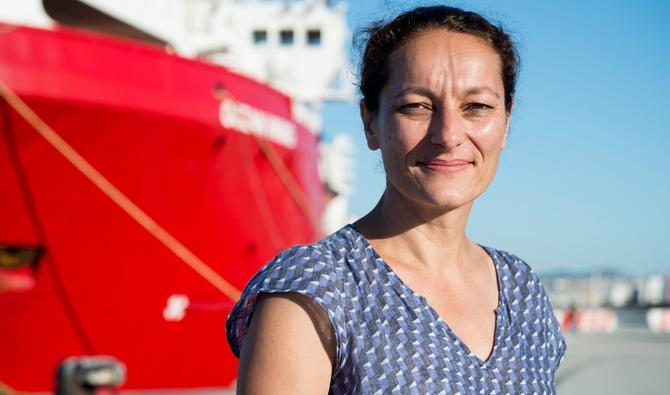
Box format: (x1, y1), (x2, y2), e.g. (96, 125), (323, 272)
(227, 224), (567, 394)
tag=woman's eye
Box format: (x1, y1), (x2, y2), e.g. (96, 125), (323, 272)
(396, 103), (432, 115)
(464, 103), (493, 112)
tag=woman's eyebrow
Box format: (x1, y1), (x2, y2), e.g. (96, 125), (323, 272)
(393, 86), (501, 100)
(392, 86), (434, 99)
(464, 86), (501, 98)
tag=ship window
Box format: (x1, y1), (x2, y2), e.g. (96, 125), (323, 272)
(307, 29), (321, 45)
(280, 29), (294, 45)
(252, 30), (267, 44)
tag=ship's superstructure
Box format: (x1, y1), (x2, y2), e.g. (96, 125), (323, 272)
(1, 0), (353, 131)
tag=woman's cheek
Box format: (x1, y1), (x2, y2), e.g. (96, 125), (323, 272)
(470, 118), (507, 153)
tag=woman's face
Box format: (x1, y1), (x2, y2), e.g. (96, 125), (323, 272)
(362, 29), (511, 212)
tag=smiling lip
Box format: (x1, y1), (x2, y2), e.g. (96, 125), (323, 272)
(418, 159), (473, 173)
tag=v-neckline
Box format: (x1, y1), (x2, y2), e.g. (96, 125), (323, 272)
(345, 224), (507, 367)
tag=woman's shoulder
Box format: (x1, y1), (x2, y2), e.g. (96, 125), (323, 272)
(250, 225), (359, 284)
(226, 226), (358, 359)
(484, 245), (542, 284)
(484, 245), (550, 309)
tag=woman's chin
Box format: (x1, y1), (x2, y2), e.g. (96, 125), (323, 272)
(387, 180), (480, 213)
(410, 191), (474, 213)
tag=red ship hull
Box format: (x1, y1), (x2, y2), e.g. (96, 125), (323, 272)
(0, 24), (322, 392)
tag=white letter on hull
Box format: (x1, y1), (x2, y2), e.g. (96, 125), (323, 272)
(219, 99), (297, 149)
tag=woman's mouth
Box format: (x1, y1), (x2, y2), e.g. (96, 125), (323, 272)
(417, 159), (473, 173)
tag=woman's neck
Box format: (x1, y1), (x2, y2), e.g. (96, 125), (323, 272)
(354, 186), (478, 274)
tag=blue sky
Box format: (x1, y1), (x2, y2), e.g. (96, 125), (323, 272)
(322, 0), (670, 274)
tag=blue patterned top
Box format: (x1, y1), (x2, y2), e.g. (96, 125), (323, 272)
(227, 224), (567, 394)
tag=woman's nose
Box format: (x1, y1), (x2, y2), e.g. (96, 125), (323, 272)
(428, 109), (466, 148)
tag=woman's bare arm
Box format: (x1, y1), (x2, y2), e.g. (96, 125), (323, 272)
(236, 293), (335, 394)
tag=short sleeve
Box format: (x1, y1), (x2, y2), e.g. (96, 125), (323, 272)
(526, 265), (567, 374)
(500, 250), (567, 375)
(541, 285), (567, 372)
(225, 244), (348, 372)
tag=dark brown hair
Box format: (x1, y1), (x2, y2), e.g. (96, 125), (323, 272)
(355, 6), (519, 113)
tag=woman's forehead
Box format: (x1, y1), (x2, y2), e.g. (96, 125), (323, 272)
(385, 29), (504, 95)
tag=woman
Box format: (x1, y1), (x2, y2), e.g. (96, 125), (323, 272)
(227, 5), (566, 394)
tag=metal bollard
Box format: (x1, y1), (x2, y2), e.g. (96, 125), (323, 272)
(55, 356), (126, 395)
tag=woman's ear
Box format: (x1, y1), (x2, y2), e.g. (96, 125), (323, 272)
(502, 101), (514, 150)
(502, 120), (510, 150)
(359, 101), (380, 150)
